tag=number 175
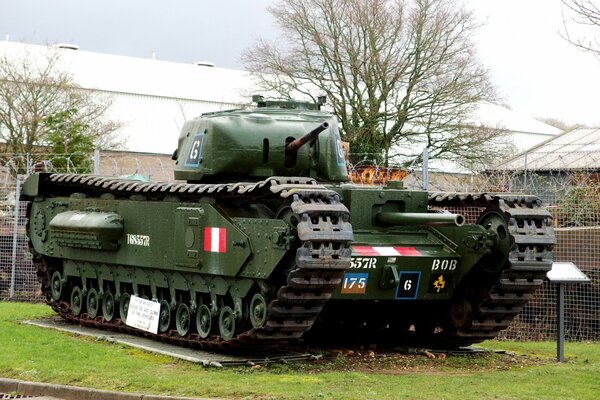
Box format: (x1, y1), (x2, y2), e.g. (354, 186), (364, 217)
(343, 276), (366, 289)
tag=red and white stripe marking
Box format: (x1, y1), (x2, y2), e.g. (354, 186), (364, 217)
(352, 246), (421, 256)
(204, 227), (226, 253)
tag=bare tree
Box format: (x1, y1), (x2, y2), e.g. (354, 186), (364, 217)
(536, 116), (580, 131)
(561, 0), (600, 57)
(0, 48), (123, 173)
(243, 0), (503, 169)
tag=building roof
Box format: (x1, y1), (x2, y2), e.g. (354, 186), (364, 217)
(474, 102), (561, 136)
(1, 41), (563, 156)
(491, 127), (600, 171)
(0, 41), (253, 103)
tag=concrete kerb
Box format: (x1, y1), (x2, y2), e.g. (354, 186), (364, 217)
(0, 377), (218, 400)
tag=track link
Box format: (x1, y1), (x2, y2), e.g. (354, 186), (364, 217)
(31, 174), (352, 351)
(428, 192), (555, 345)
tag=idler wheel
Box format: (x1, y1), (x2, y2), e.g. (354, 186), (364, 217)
(102, 291), (116, 322)
(175, 303), (191, 336)
(70, 286), (84, 316)
(219, 306), (236, 341)
(50, 271), (63, 301)
(196, 304), (212, 339)
(119, 293), (131, 322)
(158, 299), (171, 333)
(86, 288), (100, 318)
(249, 293), (267, 328)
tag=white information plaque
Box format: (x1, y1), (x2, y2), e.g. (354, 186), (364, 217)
(547, 262), (590, 283)
(125, 295), (161, 334)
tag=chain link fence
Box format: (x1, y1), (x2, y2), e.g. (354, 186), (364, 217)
(467, 160), (600, 342)
(0, 158), (37, 302)
(1, 150), (598, 342)
(0, 151), (176, 302)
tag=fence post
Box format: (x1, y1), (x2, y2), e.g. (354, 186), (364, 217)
(422, 147), (429, 191)
(9, 175), (22, 299)
(523, 151), (528, 189)
(93, 149), (100, 175)
(26, 153), (32, 174)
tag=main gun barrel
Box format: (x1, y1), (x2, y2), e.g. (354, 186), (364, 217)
(286, 122), (329, 153)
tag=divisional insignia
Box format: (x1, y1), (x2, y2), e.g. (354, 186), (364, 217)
(429, 274), (451, 293)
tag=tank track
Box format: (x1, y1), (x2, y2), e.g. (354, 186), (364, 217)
(31, 174), (352, 351)
(427, 192), (554, 346)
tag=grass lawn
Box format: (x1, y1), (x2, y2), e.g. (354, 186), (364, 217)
(0, 301), (598, 399)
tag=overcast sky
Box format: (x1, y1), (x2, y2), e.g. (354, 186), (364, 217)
(466, 0), (600, 127)
(1, 0), (599, 126)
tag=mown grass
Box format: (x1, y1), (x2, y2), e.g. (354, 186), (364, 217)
(1, 301), (599, 399)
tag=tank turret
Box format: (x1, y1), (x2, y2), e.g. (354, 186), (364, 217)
(173, 98), (348, 183)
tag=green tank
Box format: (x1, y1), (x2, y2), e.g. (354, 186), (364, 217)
(21, 97), (554, 350)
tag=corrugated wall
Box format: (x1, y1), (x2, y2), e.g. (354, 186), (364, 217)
(97, 90), (244, 154)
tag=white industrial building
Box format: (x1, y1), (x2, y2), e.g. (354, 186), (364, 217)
(0, 41), (561, 159)
(474, 101), (561, 153)
(0, 41), (254, 155)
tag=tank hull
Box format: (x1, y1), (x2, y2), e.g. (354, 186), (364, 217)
(22, 173), (554, 350)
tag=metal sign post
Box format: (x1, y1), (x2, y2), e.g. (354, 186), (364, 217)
(546, 262), (590, 362)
